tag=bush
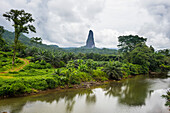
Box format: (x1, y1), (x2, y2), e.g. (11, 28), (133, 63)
(9, 82), (27, 95)
(0, 84), (11, 96)
(69, 72), (81, 84)
(121, 63), (148, 77)
(58, 76), (68, 86)
(45, 77), (58, 89)
(9, 71), (19, 74)
(24, 62), (52, 69)
(0, 79), (32, 96)
(31, 79), (48, 90)
(92, 69), (108, 81)
(40, 60), (46, 65)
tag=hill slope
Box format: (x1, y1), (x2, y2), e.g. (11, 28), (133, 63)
(2, 30), (61, 51)
(2, 29), (117, 54)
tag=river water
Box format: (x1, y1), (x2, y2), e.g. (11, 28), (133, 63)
(0, 75), (169, 113)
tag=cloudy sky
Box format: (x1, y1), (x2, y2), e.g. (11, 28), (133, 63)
(0, 0), (170, 49)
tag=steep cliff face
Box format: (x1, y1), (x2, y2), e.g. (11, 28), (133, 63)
(86, 30), (95, 48)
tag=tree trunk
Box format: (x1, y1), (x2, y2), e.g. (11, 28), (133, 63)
(12, 31), (18, 65)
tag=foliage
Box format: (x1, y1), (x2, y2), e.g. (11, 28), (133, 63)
(24, 60), (52, 69)
(158, 49), (170, 56)
(30, 37), (42, 45)
(162, 90), (170, 108)
(0, 26), (6, 48)
(128, 44), (151, 67)
(103, 61), (123, 80)
(160, 64), (170, 72)
(0, 52), (24, 72)
(121, 63), (148, 77)
(92, 68), (108, 81)
(118, 35), (147, 53)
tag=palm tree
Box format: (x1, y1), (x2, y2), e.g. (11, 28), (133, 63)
(103, 61), (122, 80)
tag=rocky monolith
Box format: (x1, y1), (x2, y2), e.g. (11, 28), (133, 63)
(86, 30), (95, 48)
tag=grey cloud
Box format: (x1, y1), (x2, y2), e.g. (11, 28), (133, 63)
(0, 0), (170, 49)
(138, 0), (170, 49)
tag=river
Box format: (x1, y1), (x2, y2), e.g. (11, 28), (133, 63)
(0, 75), (169, 113)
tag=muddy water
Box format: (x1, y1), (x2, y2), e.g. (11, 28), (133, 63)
(0, 75), (169, 113)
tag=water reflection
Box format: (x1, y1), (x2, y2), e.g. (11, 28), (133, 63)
(0, 76), (169, 113)
(0, 89), (96, 113)
(104, 76), (150, 106)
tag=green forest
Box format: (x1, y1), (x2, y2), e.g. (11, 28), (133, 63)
(0, 9), (170, 103)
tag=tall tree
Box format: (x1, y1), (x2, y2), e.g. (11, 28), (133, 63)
(117, 35), (147, 53)
(3, 9), (36, 65)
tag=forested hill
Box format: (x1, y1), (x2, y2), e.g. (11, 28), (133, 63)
(2, 29), (117, 54)
(2, 30), (61, 51)
(63, 47), (118, 54)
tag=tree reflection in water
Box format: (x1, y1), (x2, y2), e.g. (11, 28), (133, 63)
(64, 89), (96, 113)
(86, 94), (96, 104)
(0, 89), (96, 113)
(104, 76), (151, 106)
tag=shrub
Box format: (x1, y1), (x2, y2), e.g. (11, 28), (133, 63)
(58, 76), (68, 86)
(78, 64), (89, 72)
(0, 84), (11, 96)
(40, 60), (46, 65)
(121, 63), (148, 77)
(24, 62), (52, 69)
(9, 82), (27, 95)
(69, 72), (81, 84)
(46, 77), (58, 89)
(92, 69), (108, 81)
(9, 71), (19, 74)
(31, 80), (48, 90)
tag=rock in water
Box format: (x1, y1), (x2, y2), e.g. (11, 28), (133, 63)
(86, 30), (95, 48)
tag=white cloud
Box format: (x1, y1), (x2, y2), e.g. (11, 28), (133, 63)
(138, 0), (170, 49)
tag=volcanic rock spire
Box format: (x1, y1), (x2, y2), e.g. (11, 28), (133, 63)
(86, 30), (95, 48)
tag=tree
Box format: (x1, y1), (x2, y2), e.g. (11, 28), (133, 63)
(158, 49), (170, 56)
(0, 26), (6, 48)
(128, 44), (151, 66)
(30, 37), (42, 45)
(103, 61), (123, 80)
(117, 35), (147, 53)
(3, 9), (36, 65)
(127, 43), (153, 73)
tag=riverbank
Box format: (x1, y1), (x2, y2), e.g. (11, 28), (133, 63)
(0, 80), (110, 99)
(0, 75), (146, 99)
(0, 72), (168, 99)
